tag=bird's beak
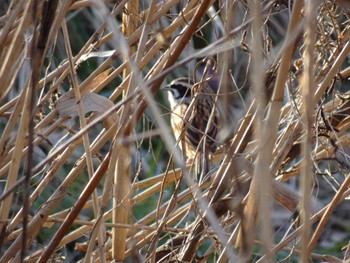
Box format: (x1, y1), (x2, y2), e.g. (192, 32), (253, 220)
(161, 85), (171, 92)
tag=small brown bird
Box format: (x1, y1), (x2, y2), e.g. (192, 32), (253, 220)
(165, 78), (219, 180)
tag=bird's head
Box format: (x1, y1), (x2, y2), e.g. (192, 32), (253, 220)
(163, 78), (193, 106)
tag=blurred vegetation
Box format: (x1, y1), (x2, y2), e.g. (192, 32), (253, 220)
(0, 0), (350, 262)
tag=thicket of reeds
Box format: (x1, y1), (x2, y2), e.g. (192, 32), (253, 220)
(0, 0), (350, 262)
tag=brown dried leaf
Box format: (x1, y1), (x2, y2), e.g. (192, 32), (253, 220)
(56, 92), (118, 129)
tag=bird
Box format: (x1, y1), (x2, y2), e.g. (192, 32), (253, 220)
(164, 77), (219, 181)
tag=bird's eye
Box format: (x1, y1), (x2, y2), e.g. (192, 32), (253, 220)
(172, 89), (180, 99)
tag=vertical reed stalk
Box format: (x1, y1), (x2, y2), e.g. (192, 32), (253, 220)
(300, 1), (317, 261)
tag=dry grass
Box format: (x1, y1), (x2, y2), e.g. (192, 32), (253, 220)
(0, 0), (350, 262)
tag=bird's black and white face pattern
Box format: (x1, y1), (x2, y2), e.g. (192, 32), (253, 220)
(167, 78), (193, 107)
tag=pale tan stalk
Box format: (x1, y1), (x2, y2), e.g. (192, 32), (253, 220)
(0, 78), (30, 236)
(300, 1), (317, 261)
(246, 0), (273, 261)
(109, 0), (140, 259)
(62, 20), (107, 263)
(239, 0), (304, 259)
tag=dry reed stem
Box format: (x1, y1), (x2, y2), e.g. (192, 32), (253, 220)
(111, 141), (132, 261)
(239, 0), (304, 259)
(245, 0), (273, 261)
(63, 19), (107, 263)
(299, 1), (317, 261)
(110, 0), (139, 259)
(0, 80), (30, 233)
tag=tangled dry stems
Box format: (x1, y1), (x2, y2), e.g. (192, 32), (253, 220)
(0, 0), (349, 262)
